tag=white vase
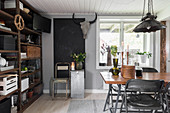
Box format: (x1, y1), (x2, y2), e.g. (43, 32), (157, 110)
(140, 55), (147, 63)
(0, 54), (6, 67)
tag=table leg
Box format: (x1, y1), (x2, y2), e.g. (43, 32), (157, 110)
(103, 84), (112, 111)
(114, 84), (121, 113)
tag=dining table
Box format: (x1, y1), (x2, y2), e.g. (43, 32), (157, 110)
(100, 71), (170, 113)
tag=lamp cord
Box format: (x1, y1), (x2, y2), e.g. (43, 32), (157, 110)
(142, 0), (146, 19)
(151, 0), (154, 15)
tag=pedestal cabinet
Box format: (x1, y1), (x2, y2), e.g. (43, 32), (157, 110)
(71, 70), (84, 98)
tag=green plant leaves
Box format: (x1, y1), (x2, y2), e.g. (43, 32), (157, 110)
(71, 52), (86, 62)
(111, 45), (117, 57)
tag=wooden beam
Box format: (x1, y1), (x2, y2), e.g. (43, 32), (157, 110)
(160, 21), (166, 73)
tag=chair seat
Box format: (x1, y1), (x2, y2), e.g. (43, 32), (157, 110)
(112, 84), (125, 92)
(52, 78), (69, 83)
(127, 94), (161, 109)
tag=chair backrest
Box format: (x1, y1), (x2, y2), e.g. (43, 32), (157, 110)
(142, 67), (158, 72)
(125, 79), (164, 92)
(165, 82), (170, 94)
(55, 62), (70, 78)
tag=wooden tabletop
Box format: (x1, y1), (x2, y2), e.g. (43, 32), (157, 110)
(100, 72), (170, 84)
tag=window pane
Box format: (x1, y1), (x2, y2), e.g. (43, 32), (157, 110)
(124, 23), (144, 51)
(99, 23), (120, 64)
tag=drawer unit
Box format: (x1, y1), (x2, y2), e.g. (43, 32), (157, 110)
(0, 74), (18, 95)
(71, 70), (84, 98)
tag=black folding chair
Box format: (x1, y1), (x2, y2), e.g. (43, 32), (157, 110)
(120, 79), (165, 113)
(142, 67), (158, 72)
(164, 82), (170, 113)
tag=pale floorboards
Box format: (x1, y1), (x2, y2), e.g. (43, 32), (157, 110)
(24, 93), (107, 113)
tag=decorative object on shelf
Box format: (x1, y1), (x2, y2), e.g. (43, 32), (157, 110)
(0, 19), (5, 26)
(71, 62), (75, 70)
(14, 14), (24, 31)
(136, 51), (152, 63)
(133, 0), (166, 32)
(27, 89), (33, 98)
(122, 65), (135, 79)
(71, 53), (86, 70)
(0, 53), (6, 67)
(23, 8), (30, 14)
(111, 45), (119, 75)
(72, 13), (97, 39)
(107, 46), (112, 66)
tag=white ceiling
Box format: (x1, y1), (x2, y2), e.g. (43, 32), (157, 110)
(26, 0), (170, 15)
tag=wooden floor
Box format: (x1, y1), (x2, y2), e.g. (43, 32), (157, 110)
(24, 93), (107, 113)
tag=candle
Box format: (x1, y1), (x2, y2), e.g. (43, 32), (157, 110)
(127, 45), (129, 52)
(121, 41), (124, 52)
(71, 62), (75, 70)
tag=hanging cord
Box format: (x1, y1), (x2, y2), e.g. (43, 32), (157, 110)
(142, 0), (146, 19)
(151, 0), (154, 15)
(148, 0), (150, 13)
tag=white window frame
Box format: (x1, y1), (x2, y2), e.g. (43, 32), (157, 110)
(96, 16), (153, 69)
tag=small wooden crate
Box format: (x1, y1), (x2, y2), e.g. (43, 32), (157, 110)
(122, 65), (135, 79)
(22, 46), (40, 58)
(0, 74), (18, 95)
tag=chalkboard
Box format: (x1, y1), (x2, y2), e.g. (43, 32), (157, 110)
(54, 18), (85, 69)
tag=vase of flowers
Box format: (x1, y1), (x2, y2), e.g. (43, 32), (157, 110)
(136, 51), (152, 63)
(111, 45), (119, 75)
(71, 53), (86, 70)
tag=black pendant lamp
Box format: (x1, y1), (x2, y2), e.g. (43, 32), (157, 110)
(133, 0), (166, 33)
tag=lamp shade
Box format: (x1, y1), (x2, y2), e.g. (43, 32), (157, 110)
(133, 19), (166, 33)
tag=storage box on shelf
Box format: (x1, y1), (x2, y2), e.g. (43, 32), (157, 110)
(0, 35), (16, 50)
(22, 46), (40, 58)
(21, 78), (29, 92)
(0, 74), (18, 95)
(4, 0), (23, 10)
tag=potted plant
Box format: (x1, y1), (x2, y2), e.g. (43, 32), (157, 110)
(136, 51), (152, 63)
(71, 53), (86, 70)
(110, 45), (119, 75)
(28, 89), (33, 98)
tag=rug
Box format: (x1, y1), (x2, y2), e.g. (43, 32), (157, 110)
(67, 100), (109, 113)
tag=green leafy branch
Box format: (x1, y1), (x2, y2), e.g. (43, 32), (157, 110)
(136, 51), (152, 58)
(71, 53), (86, 62)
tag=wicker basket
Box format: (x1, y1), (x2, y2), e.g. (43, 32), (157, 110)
(122, 65), (135, 79)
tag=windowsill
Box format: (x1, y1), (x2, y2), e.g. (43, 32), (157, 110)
(96, 65), (153, 70)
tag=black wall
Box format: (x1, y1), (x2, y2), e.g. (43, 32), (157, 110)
(54, 18), (85, 67)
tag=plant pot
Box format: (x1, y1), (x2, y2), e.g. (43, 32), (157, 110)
(112, 58), (119, 75)
(140, 55), (147, 63)
(28, 91), (33, 98)
(76, 62), (83, 70)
